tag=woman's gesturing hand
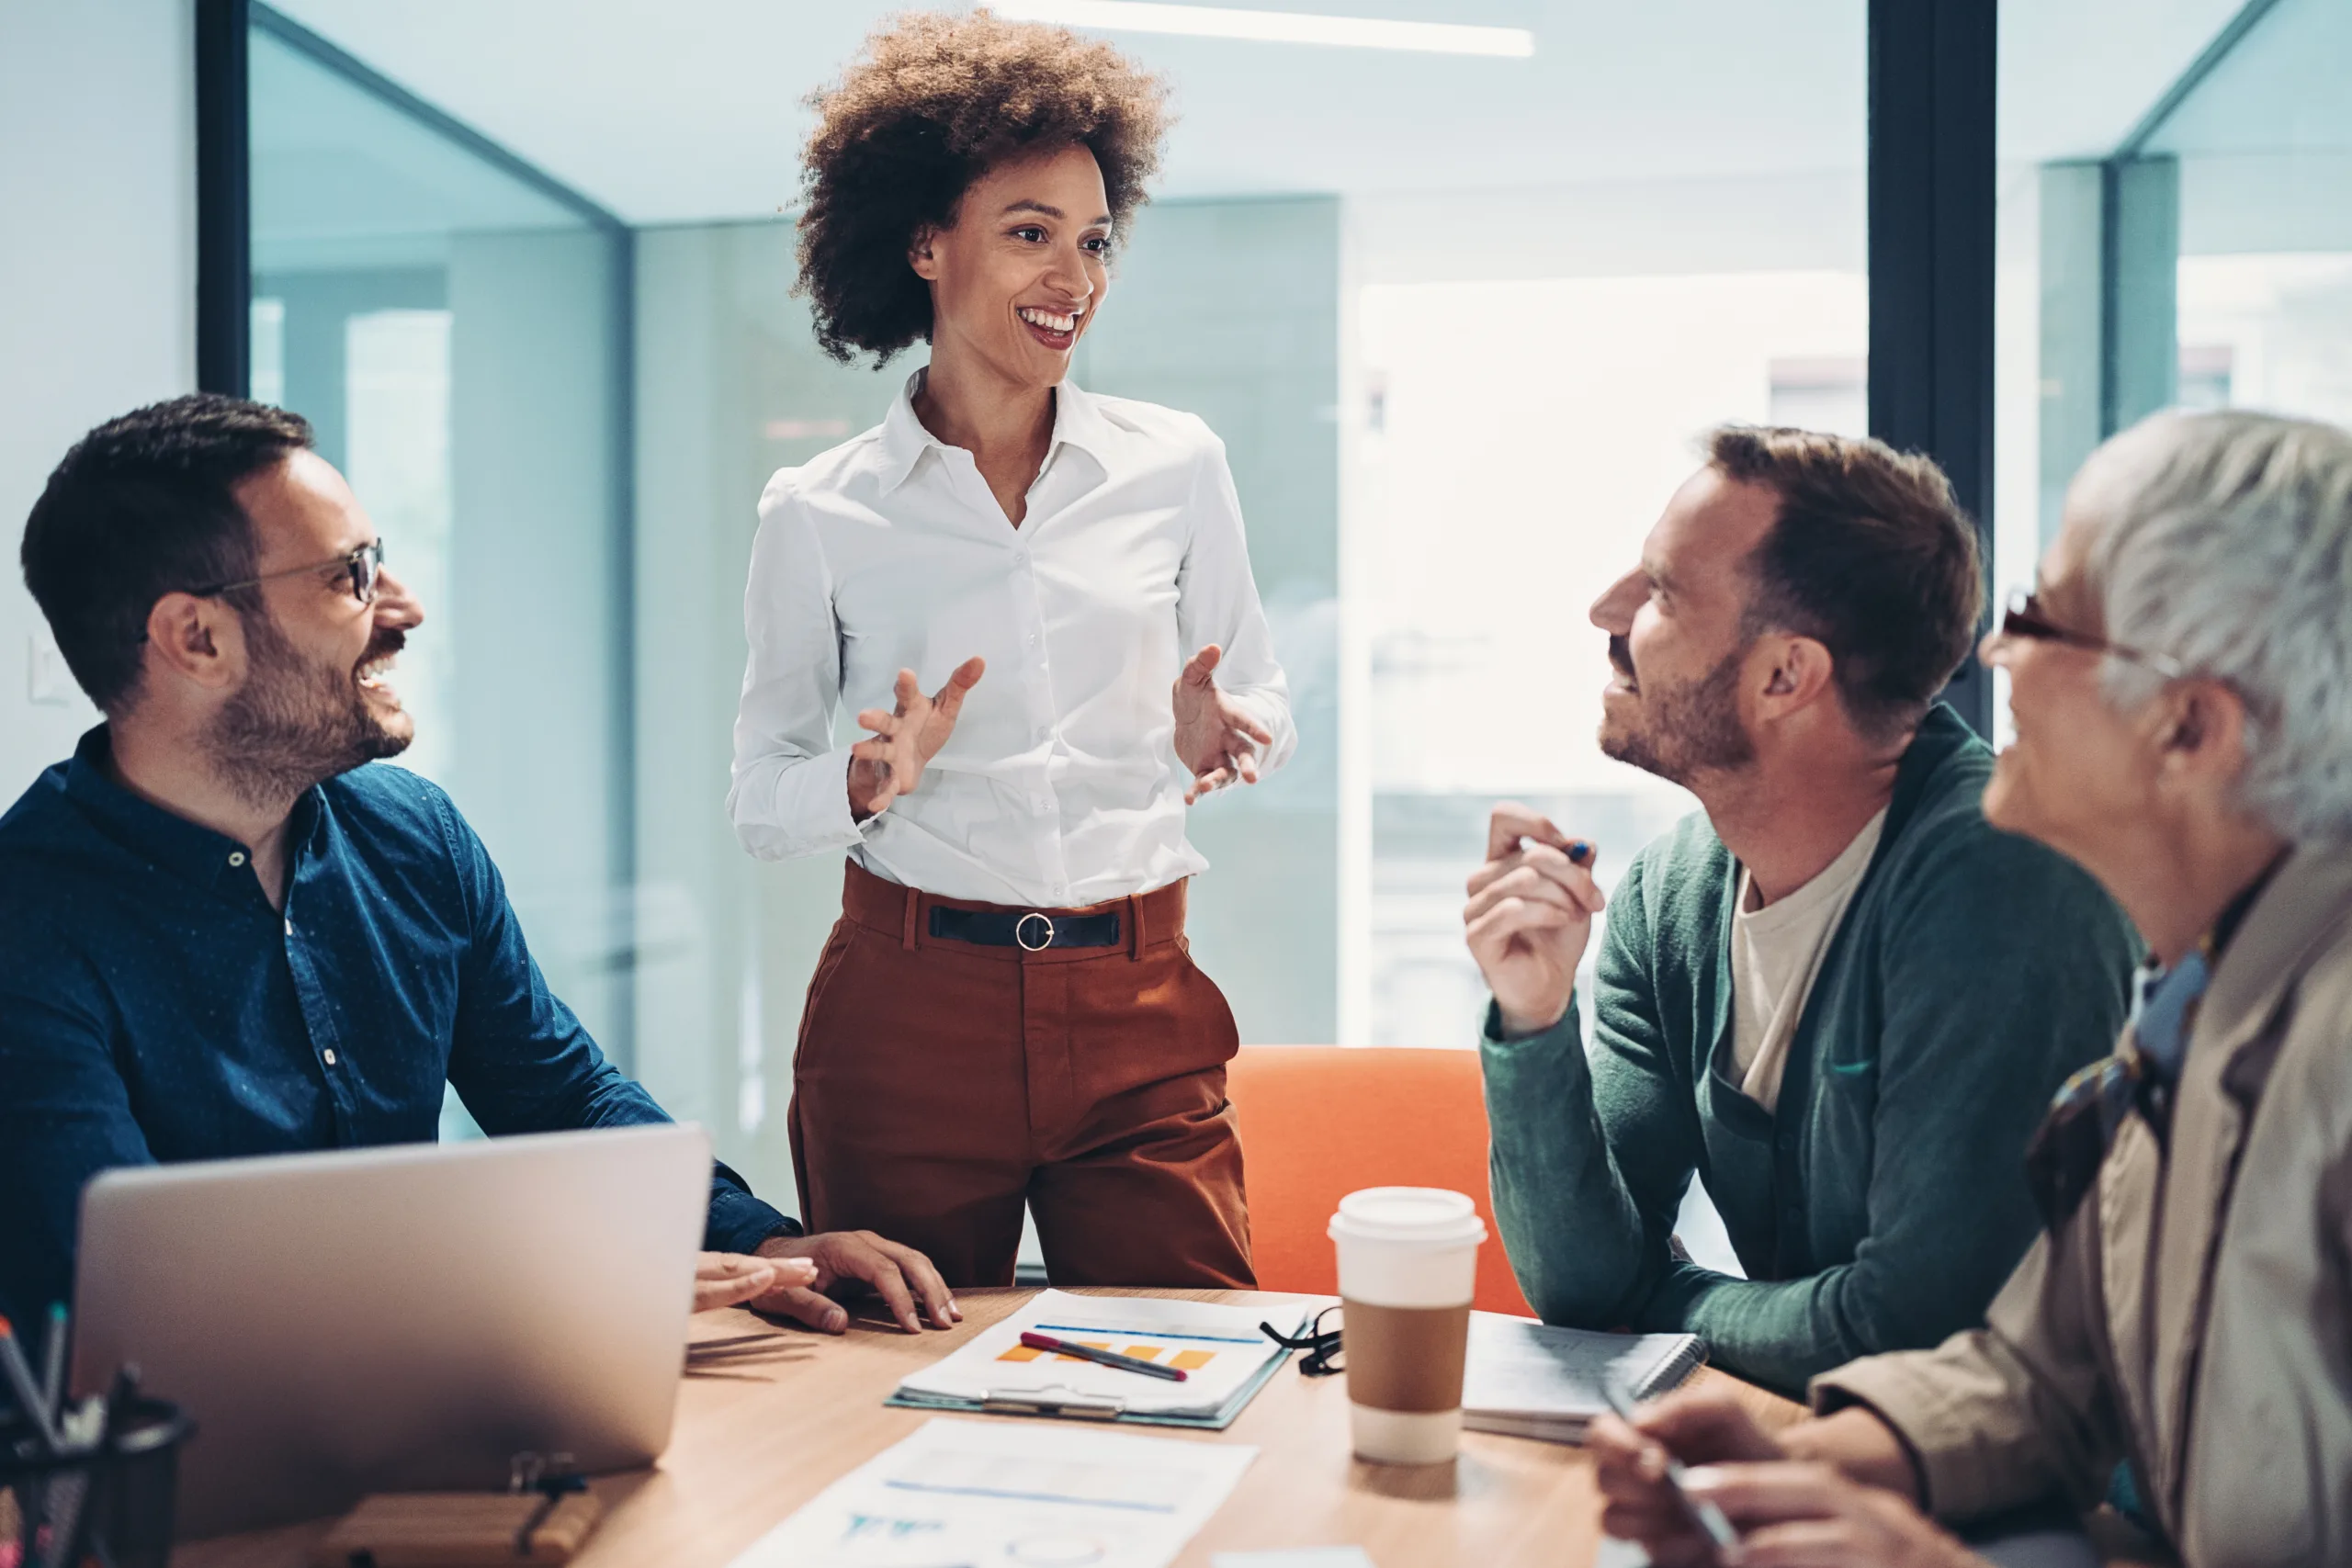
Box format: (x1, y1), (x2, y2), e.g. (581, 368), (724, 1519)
(1173, 644), (1275, 803)
(849, 657), (985, 822)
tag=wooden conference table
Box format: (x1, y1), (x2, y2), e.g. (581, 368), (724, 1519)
(175, 1287), (1805, 1568)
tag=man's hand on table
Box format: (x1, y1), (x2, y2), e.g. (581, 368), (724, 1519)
(694, 1251), (817, 1312)
(1592, 1388), (1979, 1568)
(752, 1230), (961, 1335)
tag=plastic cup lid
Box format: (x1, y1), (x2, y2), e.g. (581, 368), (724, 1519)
(1328, 1186), (1487, 1247)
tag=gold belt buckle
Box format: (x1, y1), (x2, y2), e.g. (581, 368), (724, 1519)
(1015, 912), (1057, 952)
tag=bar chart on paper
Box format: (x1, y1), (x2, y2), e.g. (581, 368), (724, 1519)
(999, 1331), (1228, 1375)
(726, 1416), (1259, 1568)
(889, 1292), (1316, 1425)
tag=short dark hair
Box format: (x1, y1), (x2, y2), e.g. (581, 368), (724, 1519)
(1707, 425), (1984, 740)
(795, 10), (1170, 365)
(21, 394), (313, 713)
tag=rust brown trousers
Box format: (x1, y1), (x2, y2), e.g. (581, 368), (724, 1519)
(788, 860), (1255, 1289)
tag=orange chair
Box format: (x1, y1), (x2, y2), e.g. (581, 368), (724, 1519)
(1227, 1045), (1533, 1317)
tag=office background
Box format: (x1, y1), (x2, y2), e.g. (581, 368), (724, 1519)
(5, 0), (2347, 1224)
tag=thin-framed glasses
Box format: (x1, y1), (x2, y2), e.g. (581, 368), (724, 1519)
(1996, 588), (2186, 679)
(202, 539), (385, 606)
(1261, 1305), (1343, 1377)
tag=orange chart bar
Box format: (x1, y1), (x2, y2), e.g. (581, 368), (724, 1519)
(992, 1340), (1220, 1371)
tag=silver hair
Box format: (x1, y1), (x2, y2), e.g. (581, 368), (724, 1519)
(2081, 409), (2352, 843)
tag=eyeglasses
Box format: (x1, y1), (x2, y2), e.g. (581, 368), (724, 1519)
(1994, 588), (2186, 680)
(1261, 1305), (1344, 1377)
(202, 539), (385, 606)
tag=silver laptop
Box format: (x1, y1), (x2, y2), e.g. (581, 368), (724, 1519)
(72, 1122), (712, 1539)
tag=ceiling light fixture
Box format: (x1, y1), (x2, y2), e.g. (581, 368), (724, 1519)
(993, 1), (1535, 58)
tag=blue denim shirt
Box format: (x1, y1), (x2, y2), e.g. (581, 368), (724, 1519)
(0, 727), (794, 1325)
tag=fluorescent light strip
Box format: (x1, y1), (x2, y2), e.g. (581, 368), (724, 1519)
(994, 1), (1535, 58)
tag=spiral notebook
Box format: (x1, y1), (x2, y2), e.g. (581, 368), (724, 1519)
(1460, 1312), (1707, 1444)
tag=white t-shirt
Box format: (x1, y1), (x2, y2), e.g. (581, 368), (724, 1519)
(1726, 809), (1888, 1112)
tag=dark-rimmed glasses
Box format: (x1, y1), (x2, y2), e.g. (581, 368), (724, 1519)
(1261, 1305), (1343, 1377)
(202, 539), (385, 607)
(1995, 588), (2186, 679)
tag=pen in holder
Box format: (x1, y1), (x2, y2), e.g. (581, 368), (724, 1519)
(1, 1392), (196, 1568)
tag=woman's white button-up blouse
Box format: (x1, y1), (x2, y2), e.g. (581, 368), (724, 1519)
(728, 373), (1295, 908)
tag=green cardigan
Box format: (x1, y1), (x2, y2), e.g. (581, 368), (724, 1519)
(1480, 705), (2141, 1394)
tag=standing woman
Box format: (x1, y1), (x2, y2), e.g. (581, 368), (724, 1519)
(729, 13), (1293, 1290)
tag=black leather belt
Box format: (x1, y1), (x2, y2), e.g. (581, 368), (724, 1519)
(928, 906), (1122, 952)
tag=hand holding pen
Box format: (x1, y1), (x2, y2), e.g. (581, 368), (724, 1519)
(1598, 1380), (1740, 1557)
(1588, 1384), (1787, 1563)
(1464, 805), (1605, 1039)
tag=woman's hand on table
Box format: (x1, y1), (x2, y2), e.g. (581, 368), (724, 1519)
(849, 658), (985, 821)
(1173, 644), (1274, 803)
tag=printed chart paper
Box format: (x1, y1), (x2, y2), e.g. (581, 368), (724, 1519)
(727, 1416), (1258, 1568)
(894, 1290), (1311, 1419)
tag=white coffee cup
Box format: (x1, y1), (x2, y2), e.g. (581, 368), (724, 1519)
(1328, 1186), (1487, 1465)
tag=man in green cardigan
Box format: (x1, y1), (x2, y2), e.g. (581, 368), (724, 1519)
(1467, 427), (2140, 1394)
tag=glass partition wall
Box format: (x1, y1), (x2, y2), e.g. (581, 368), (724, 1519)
(248, 9), (635, 1139)
(1995, 0), (2352, 742)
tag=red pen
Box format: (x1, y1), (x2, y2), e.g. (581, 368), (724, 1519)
(1019, 1331), (1188, 1382)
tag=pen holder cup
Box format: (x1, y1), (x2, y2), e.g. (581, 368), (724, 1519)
(1, 1397), (194, 1568)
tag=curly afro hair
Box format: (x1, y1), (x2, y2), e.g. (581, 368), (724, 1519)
(795, 9), (1171, 366)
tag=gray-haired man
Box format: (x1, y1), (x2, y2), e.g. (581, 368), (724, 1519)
(1595, 409), (2352, 1568)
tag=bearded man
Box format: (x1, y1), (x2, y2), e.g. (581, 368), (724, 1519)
(1464, 426), (2141, 1393)
(0, 395), (953, 1337)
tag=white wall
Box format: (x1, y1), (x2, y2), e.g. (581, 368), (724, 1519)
(0, 0), (195, 798)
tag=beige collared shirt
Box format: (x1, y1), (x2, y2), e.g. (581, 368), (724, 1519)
(728, 371), (1295, 907)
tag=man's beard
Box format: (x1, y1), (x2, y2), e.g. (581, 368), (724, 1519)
(207, 611), (411, 810)
(1599, 636), (1756, 785)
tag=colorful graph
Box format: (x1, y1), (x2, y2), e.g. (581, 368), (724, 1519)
(996, 1338), (1219, 1372)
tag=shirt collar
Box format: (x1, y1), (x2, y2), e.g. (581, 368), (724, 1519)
(2125, 851), (2291, 1083)
(2207, 849), (2289, 960)
(1047, 377), (1116, 467)
(876, 367), (1115, 494)
(875, 369), (938, 493)
(62, 723), (325, 900)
